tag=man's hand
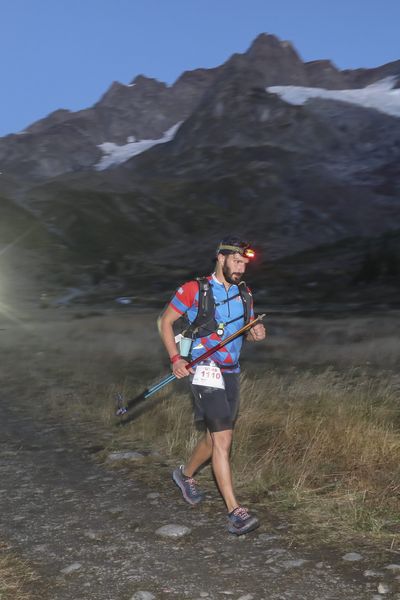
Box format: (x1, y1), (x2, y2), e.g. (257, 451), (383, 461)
(247, 322), (266, 342)
(172, 358), (194, 378)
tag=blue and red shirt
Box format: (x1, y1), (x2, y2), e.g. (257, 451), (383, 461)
(169, 273), (254, 373)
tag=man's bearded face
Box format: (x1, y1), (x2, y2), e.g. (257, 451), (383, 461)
(222, 254), (247, 284)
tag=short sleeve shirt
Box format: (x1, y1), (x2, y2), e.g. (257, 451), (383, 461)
(169, 273), (254, 372)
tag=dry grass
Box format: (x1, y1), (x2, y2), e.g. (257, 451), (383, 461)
(232, 371), (400, 524)
(110, 368), (400, 535)
(60, 365), (399, 543)
(0, 543), (40, 600)
(2, 307), (400, 542)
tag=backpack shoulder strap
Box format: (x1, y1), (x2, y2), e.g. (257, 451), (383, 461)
(184, 276), (216, 337)
(196, 276), (212, 319)
(238, 281), (252, 325)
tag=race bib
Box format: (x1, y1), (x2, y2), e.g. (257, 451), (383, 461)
(192, 363), (225, 389)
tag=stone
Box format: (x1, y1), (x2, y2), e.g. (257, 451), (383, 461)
(107, 451), (145, 461)
(364, 570), (385, 578)
(221, 568), (235, 575)
(265, 548), (287, 556)
(147, 492), (160, 499)
(385, 564), (400, 572)
(257, 533), (281, 542)
(155, 524), (191, 538)
(281, 559), (307, 568)
(237, 595), (254, 600)
(378, 583), (390, 594)
(130, 593), (156, 600)
(342, 552), (363, 562)
(108, 506), (124, 515)
(83, 530), (96, 538)
(61, 562), (82, 575)
(202, 546), (217, 554)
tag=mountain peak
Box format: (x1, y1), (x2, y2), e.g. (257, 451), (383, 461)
(246, 33), (296, 57)
(130, 74), (167, 89)
(220, 32), (306, 87)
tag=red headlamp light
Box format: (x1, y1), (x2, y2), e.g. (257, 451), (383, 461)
(243, 247), (255, 258)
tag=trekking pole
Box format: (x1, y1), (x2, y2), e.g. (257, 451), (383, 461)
(115, 314), (266, 422)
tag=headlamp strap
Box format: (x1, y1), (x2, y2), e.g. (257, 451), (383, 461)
(218, 244), (245, 254)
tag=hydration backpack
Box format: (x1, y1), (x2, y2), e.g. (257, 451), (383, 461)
(158, 276), (252, 341)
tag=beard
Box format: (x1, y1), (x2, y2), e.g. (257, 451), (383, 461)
(222, 262), (243, 285)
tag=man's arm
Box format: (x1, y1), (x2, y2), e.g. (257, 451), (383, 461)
(159, 305), (182, 361)
(159, 305), (194, 378)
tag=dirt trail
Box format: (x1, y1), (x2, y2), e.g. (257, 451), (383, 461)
(1, 392), (392, 600)
(0, 305), (398, 600)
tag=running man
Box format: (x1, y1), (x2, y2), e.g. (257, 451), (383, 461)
(159, 236), (266, 535)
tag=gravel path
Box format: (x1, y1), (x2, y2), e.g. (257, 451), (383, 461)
(1, 396), (397, 600)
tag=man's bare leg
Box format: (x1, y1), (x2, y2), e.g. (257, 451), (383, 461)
(210, 429), (238, 513)
(183, 431), (213, 477)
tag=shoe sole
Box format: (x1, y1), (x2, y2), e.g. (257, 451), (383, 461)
(172, 470), (204, 506)
(228, 518), (260, 535)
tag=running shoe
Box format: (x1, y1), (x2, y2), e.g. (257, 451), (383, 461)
(172, 465), (205, 505)
(227, 506), (260, 535)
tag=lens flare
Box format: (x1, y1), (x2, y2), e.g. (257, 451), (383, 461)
(0, 227), (38, 328)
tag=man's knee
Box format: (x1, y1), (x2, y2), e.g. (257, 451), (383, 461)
(211, 429), (233, 453)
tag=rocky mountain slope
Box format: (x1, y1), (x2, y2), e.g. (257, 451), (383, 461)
(0, 33), (399, 305)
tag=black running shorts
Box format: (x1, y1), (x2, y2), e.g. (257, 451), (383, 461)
(189, 372), (240, 433)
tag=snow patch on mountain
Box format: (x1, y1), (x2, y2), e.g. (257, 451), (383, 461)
(95, 122), (182, 170)
(267, 77), (400, 118)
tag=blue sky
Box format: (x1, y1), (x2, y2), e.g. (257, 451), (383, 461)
(1, 0), (399, 136)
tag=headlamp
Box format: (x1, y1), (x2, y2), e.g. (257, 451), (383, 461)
(243, 247), (255, 258)
(217, 243), (256, 259)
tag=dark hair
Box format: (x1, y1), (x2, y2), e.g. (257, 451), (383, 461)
(216, 235), (250, 256)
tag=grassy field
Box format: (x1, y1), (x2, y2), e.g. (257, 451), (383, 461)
(1, 305), (400, 550)
(107, 365), (400, 546)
